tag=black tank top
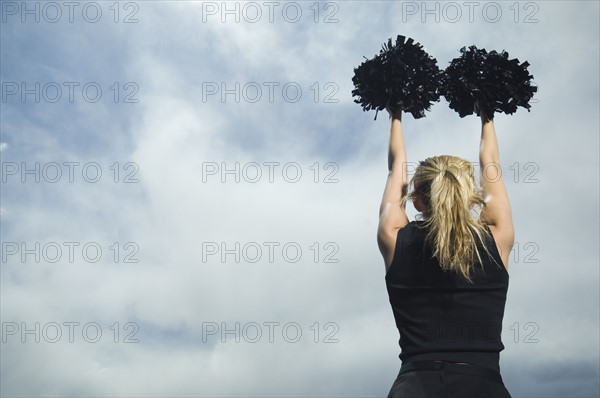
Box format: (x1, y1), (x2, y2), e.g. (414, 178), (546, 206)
(385, 220), (509, 373)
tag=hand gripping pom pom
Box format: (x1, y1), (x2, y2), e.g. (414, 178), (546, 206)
(440, 45), (538, 120)
(351, 35), (442, 120)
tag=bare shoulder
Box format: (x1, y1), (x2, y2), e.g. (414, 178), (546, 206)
(377, 196), (410, 272)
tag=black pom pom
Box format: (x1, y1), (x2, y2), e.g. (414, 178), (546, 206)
(440, 46), (538, 119)
(352, 35), (442, 120)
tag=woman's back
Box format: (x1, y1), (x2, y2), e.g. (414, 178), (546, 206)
(385, 220), (509, 373)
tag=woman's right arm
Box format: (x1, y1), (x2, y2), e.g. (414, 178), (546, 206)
(377, 110), (410, 273)
(479, 114), (515, 269)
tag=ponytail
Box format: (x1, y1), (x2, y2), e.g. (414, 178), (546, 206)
(401, 155), (499, 283)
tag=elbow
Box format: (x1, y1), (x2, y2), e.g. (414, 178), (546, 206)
(479, 152), (500, 166)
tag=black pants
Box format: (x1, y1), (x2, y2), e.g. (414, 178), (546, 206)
(387, 360), (512, 398)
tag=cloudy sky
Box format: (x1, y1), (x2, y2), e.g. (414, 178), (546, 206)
(1, 0), (598, 397)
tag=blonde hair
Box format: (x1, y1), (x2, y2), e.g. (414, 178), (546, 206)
(400, 155), (499, 283)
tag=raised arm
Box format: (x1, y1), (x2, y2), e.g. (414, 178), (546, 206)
(478, 114), (514, 270)
(377, 109), (410, 272)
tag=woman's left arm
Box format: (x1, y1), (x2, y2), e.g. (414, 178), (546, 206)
(377, 109), (410, 272)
